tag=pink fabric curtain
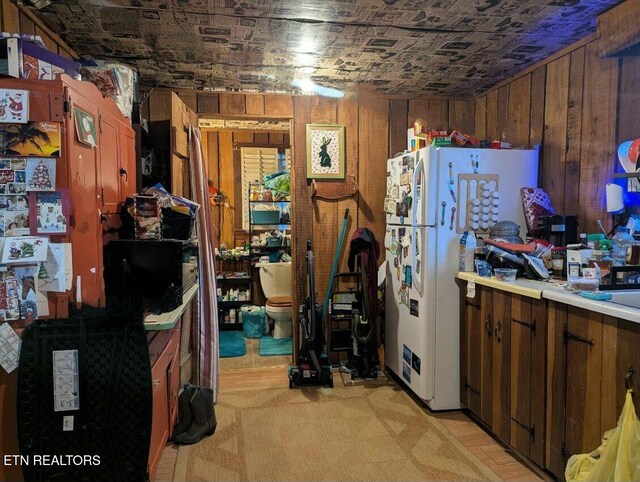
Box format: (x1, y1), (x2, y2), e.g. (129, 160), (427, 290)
(189, 126), (219, 401)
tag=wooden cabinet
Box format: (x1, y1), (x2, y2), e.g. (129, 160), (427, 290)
(546, 302), (640, 480)
(460, 284), (546, 468)
(492, 289), (511, 442)
(461, 281), (640, 480)
(461, 286), (482, 417)
(0, 75), (135, 309)
(148, 325), (179, 482)
(509, 295), (546, 467)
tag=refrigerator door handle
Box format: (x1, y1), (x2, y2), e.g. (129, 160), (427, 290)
(412, 152), (424, 227)
(412, 226), (425, 295)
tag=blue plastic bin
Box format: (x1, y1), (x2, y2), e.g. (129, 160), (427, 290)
(243, 308), (265, 339)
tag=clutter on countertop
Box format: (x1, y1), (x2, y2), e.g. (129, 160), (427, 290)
(494, 268), (518, 282)
(489, 220), (523, 244)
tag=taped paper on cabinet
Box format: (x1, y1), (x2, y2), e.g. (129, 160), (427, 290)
(38, 243), (68, 292)
(53, 349), (79, 412)
(1, 236), (47, 263)
(0, 322), (21, 373)
(14, 265), (38, 320)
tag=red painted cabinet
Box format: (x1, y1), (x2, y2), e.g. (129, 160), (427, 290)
(0, 75), (136, 309)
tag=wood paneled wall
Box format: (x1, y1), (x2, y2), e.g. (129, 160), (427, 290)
(0, 0), (77, 58)
(203, 129), (290, 248)
(474, 37), (640, 233)
(165, 91), (474, 308)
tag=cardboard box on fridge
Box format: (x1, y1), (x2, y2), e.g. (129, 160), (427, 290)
(0, 38), (80, 80)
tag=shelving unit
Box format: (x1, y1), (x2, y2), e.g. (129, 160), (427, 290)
(215, 255), (251, 330)
(248, 183), (292, 266)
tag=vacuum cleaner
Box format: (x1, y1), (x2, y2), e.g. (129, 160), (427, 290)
(288, 239), (333, 388)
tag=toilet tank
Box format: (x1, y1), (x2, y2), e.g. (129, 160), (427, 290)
(256, 262), (292, 299)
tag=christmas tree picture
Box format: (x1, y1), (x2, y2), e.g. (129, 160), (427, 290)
(26, 158), (56, 192)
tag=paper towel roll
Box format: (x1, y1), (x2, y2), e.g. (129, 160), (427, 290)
(606, 183), (624, 213)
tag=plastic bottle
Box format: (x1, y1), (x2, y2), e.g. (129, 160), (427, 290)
(459, 232), (469, 271)
(611, 226), (634, 283)
(459, 231), (477, 272)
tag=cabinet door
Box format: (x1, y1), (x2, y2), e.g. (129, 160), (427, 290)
(459, 283), (468, 408)
(167, 328), (181, 436)
(65, 86), (103, 306)
(464, 290), (483, 417)
(601, 316), (640, 431)
(148, 370), (169, 482)
(479, 287), (493, 426)
(530, 298), (547, 466)
(492, 290), (511, 442)
(510, 295), (533, 456)
(97, 109), (121, 214)
(565, 307), (603, 462)
(119, 128), (136, 199)
(546, 301), (568, 478)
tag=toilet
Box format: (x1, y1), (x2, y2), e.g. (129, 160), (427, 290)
(256, 261), (292, 339)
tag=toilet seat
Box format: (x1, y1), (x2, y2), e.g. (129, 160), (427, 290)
(266, 296), (292, 308)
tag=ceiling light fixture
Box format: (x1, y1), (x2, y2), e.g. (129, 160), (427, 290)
(291, 79), (344, 98)
(292, 78), (315, 92)
(296, 36), (317, 54)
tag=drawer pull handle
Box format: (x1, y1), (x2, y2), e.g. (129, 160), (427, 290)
(152, 379), (161, 385)
(484, 313), (493, 337)
(494, 320), (502, 343)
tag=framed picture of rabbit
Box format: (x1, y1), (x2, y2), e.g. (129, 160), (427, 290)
(306, 124), (346, 180)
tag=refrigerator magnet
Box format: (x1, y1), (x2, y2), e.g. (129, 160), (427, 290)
(403, 344), (412, 363)
(390, 185), (399, 199)
(402, 363), (411, 383)
(410, 299), (419, 317)
(411, 353), (421, 374)
(405, 266), (412, 288)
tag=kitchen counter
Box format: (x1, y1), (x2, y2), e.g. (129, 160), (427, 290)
(457, 272), (640, 324)
(144, 283), (199, 331)
(457, 271), (544, 299)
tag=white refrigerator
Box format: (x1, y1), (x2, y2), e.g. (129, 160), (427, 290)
(384, 146), (539, 410)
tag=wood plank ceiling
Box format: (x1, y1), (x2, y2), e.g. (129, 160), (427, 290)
(36, 0), (622, 97)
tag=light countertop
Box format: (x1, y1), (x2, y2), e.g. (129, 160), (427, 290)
(457, 272), (640, 324)
(144, 283), (199, 331)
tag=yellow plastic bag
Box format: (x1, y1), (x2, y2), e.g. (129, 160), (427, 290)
(566, 390), (640, 481)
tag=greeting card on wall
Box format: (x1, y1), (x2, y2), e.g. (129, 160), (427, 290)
(4, 210), (30, 236)
(0, 89), (28, 124)
(73, 106), (97, 147)
(38, 243), (68, 292)
(1, 236), (48, 264)
(30, 190), (70, 235)
(26, 158), (55, 191)
(14, 266), (38, 320)
(0, 121), (61, 157)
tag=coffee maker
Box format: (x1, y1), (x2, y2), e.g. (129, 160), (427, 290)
(538, 214), (578, 247)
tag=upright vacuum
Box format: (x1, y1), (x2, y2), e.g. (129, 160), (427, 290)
(288, 240), (334, 388)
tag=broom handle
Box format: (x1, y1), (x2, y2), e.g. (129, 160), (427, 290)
(322, 209), (350, 324)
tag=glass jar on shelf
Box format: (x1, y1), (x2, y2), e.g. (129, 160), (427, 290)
(551, 247), (566, 278)
(249, 183), (262, 202)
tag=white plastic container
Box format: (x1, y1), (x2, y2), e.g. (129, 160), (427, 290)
(459, 231), (477, 272)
